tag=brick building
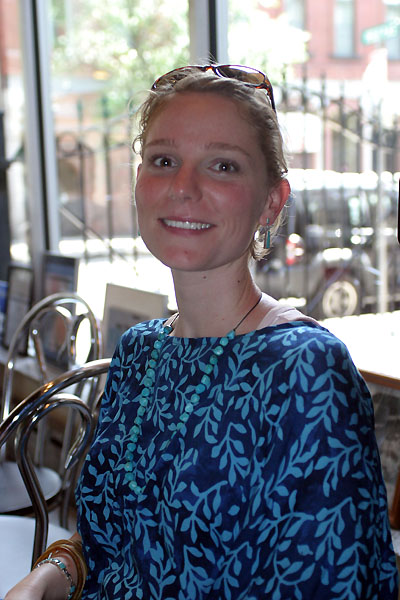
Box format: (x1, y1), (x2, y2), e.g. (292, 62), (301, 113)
(266, 0), (400, 102)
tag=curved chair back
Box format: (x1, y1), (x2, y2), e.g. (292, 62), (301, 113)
(0, 294), (103, 523)
(1, 292), (103, 424)
(0, 358), (111, 564)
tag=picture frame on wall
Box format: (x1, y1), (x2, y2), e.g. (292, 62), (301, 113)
(102, 283), (169, 357)
(39, 253), (80, 367)
(2, 263), (34, 354)
(42, 252), (79, 298)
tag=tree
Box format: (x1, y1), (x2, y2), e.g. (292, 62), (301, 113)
(50, 0), (189, 115)
(228, 0), (309, 83)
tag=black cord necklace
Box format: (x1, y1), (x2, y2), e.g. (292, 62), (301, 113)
(232, 294), (263, 332)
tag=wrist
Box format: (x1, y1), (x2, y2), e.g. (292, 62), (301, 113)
(32, 538), (87, 600)
(26, 562), (71, 600)
(34, 559), (75, 600)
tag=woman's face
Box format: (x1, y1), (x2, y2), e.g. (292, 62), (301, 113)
(135, 91), (283, 274)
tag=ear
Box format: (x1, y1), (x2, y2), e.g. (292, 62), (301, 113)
(260, 179), (290, 225)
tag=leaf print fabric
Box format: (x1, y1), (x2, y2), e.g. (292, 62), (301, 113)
(76, 319), (399, 599)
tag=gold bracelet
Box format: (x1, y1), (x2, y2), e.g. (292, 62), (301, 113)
(42, 539), (87, 576)
(52, 543), (87, 591)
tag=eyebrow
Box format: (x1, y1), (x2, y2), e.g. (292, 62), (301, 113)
(144, 138), (176, 149)
(145, 138), (252, 159)
(205, 141), (252, 159)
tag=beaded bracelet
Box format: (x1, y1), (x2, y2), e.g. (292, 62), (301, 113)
(34, 557), (76, 600)
(44, 539), (87, 592)
(32, 539), (87, 600)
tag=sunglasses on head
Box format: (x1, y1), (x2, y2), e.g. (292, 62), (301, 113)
(151, 64), (276, 113)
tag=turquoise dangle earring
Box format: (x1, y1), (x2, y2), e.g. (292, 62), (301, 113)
(265, 218), (271, 249)
(259, 218), (271, 249)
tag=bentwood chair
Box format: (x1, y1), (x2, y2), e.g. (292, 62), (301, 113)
(0, 292), (102, 525)
(0, 358), (111, 597)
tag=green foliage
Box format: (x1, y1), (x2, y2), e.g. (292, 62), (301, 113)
(49, 0), (308, 116)
(228, 0), (309, 83)
(50, 0), (189, 114)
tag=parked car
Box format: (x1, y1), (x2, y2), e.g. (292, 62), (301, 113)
(255, 169), (399, 319)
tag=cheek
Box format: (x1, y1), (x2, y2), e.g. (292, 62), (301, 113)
(135, 183), (153, 235)
(135, 177), (149, 204)
(135, 177), (159, 215)
(226, 187), (265, 224)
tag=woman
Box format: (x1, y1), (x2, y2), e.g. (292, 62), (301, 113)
(5, 65), (399, 599)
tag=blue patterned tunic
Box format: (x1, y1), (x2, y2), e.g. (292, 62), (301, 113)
(76, 319), (399, 599)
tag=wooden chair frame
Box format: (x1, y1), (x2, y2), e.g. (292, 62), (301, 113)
(360, 369), (400, 530)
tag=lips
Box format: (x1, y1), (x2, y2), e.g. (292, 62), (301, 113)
(162, 219), (212, 231)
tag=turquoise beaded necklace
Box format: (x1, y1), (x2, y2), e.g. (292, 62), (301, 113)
(124, 294), (262, 494)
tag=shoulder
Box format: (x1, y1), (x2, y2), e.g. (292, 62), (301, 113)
(249, 321), (370, 410)
(280, 321), (364, 382)
(105, 318), (164, 381)
(235, 321), (355, 374)
(255, 320), (351, 358)
(114, 318), (164, 353)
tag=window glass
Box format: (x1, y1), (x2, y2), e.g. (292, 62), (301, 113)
(385, 3), (400, 59)
(333, 0), (354, 57)
(227, 1), (400, 326)
(0, 0), (30, 264)
(6, 0), (400, 334)
(283, 0), (305, 29)
(49, 0), (190, 314)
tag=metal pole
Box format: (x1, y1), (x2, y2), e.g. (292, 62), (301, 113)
(77, 100), (89, 262)
(0, 111), (11, 280)
(102, 96), (114, 262)
(376, 101), (388, 313)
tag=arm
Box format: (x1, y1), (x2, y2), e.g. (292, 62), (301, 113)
(4, 533), (84, 600)
(212, 324), (398, 599)
(253, 328), (399, 598)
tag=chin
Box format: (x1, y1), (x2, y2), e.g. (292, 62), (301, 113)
(145, 238), (250, 273)
(146, 241), (206, 269)
(159, 254), (210, 272)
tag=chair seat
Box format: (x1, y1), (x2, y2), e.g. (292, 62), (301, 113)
(0, 462), (61, 512)
(0, 515), (72, 596)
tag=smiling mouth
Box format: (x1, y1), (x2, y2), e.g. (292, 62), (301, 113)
(162, 219), (212, 230)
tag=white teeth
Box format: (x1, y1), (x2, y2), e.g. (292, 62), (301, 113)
(163, 219), (212, 230)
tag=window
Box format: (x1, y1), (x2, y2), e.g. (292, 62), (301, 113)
(4, 0), (400, 329)
(282, 0), (305, 30)
(48, 0), (190, 313)
(333, 0), (355, 57)
(385, 2), (400, 59)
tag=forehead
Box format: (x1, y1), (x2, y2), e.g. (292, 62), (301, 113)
(145, 91), (259, 146)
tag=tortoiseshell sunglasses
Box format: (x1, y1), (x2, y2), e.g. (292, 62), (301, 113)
(151, 64), (276, 113)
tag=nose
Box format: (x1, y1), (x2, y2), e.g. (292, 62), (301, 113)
(168, 164), (202, 202)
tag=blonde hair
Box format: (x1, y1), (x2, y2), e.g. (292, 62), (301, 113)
(133, 67), (289, 259)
